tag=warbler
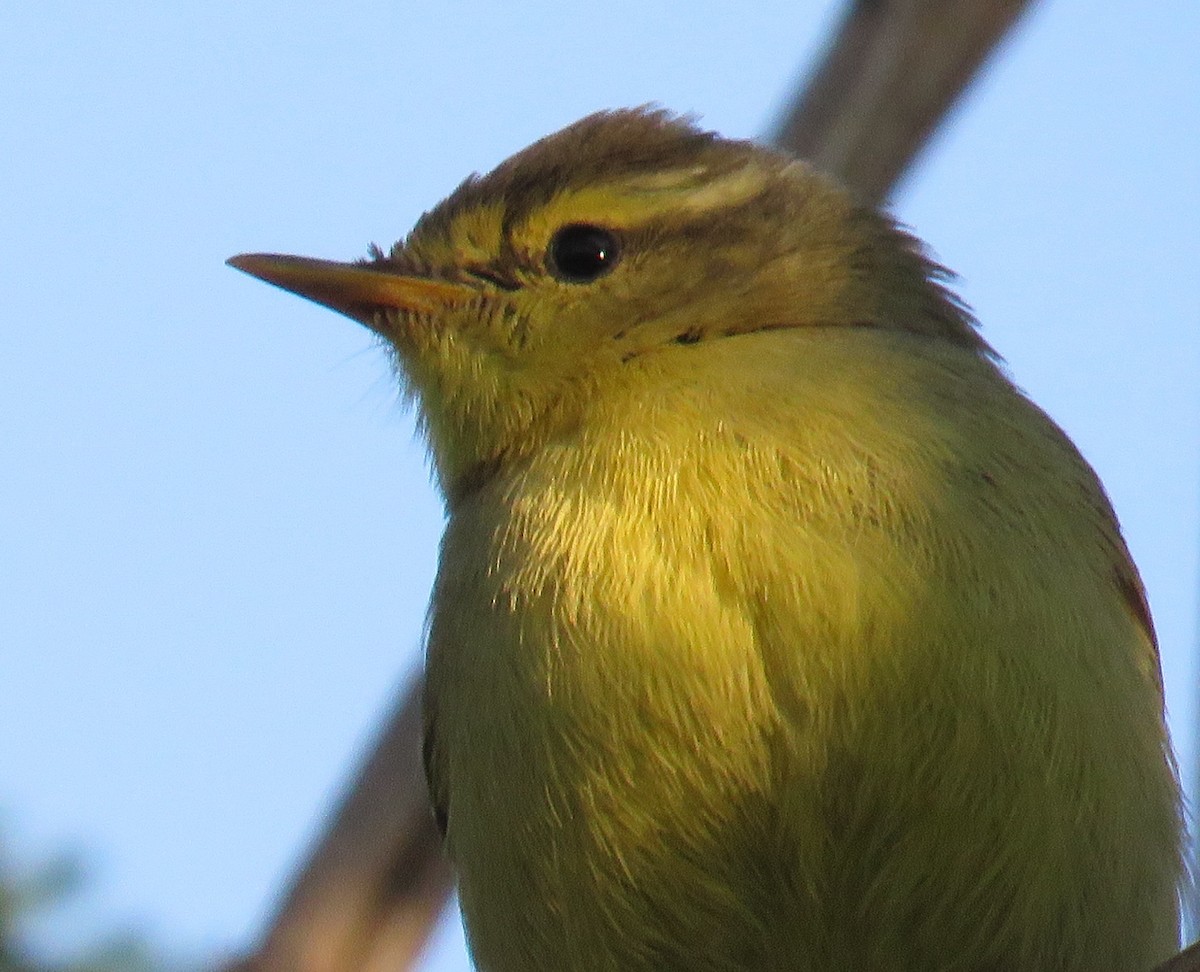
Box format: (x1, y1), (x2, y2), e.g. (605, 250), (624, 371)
(229, 109), (1183, 971)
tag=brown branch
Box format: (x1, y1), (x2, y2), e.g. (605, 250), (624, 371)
(771, 0), (1036, 204)
(221, 2), (1050, 970)
(1154, 939), (1200, 972)
(224, 678), (453, 972)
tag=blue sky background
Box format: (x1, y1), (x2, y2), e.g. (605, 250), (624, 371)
(2, 2), (1197, 969)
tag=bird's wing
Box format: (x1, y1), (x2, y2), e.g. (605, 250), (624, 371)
(1092, 494), (1167, 706)
(422, 689), (449, 841)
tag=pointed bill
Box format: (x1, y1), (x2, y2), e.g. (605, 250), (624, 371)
(227, 253), (475, 330)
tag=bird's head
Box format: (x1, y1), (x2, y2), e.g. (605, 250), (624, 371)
(230, 108), (982, 505)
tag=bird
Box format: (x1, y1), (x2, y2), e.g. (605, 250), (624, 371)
(228, 108), (1183, 971)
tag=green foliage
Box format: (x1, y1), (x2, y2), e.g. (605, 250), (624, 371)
(0, 835), (194, 972)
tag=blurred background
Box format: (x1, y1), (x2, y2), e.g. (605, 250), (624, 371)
(1, 1), (1197, 969)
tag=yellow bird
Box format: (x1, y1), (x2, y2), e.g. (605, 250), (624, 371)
(230, 109), (1183, 971)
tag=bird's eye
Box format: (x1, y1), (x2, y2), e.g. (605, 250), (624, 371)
(547, 224), (621, 284)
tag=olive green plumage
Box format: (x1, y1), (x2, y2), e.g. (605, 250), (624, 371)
(231, 108), (1184, 971)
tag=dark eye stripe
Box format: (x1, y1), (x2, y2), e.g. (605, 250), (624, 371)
(464, 266), (521, 291)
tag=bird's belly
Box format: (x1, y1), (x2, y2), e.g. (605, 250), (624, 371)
(424, 404), (1182, 971)
(428, 505), (814, 970)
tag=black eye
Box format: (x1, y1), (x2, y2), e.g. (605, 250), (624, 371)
(547, 224), (621, 283)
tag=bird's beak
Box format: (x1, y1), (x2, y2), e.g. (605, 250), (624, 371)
(227, 253), (476, 333)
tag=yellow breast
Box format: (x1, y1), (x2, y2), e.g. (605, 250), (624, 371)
(424, 327), (1180, 971)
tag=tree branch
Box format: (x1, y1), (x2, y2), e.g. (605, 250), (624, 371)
(771, 0), (1035, 204)
(224, 680), (452, 972)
